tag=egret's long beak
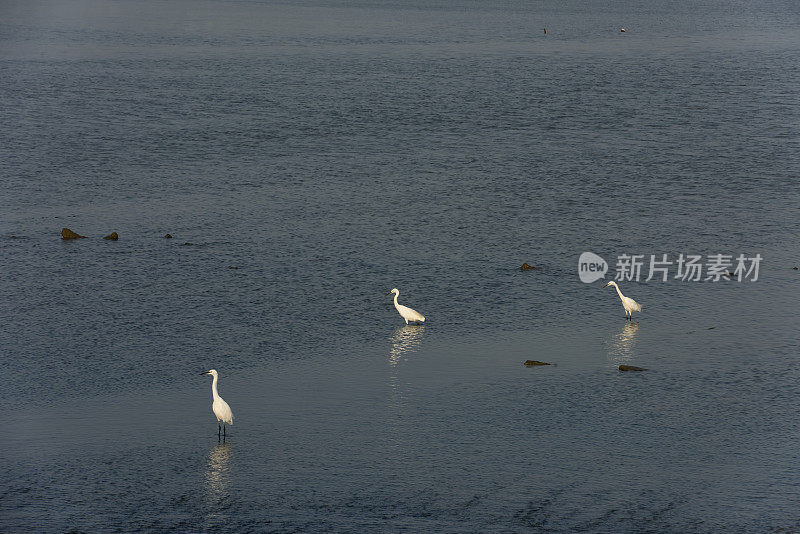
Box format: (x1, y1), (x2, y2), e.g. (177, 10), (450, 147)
(386, 291), (392, 295)
(200, 371), (210, 375)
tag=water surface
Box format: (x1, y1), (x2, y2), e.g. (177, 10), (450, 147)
(2, 0), (800, 531)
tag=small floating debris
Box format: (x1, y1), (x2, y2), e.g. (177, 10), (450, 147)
(103, 232), (119, 241)
(524, 360), (551, 366)
(543, 28), (546, 35)
(707, 326), (715, 330)
(620, 28), (626, 32)
(61, 228), (86, 240)
(182, 242), (193, 246)
(793, 266), (798, 270)
(520, 262), (537, 271)
(164, 233), (173, 239)
(619, 365), (646, 371)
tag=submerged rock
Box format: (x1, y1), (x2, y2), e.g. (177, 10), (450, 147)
(520, 262), (537, 270)
(103, 232), (119, 240)
(165, 234), (173, 239)
(618, 365), (647, 372)
(61, 228), (86, 240)
(524, 360), (551, 366)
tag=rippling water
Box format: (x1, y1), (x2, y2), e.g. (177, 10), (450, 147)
(2, 0), (800, 531)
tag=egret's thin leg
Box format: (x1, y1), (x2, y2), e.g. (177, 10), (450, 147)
(223, 425), (226, 438)
(218, 422), (221, 438)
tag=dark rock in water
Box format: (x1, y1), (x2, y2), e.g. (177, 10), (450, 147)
(61, 228), (86, 240)
(103, 232), (119, 240)
(618, 365), (646, 371)
(228, 266), (239, 270)
(183, 242), (192, 246)
(794, 267), (798, 270)
(524, 360), (551, 366)
(165, 234), (173, 239)
(520, 262), (537, 270)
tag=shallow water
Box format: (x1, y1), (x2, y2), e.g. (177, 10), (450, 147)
(2, 0), (800, 531)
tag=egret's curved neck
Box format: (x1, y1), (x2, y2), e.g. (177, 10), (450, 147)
(211, 374), (220, 401)
(393, 292), (399, 306)
(613, 284), (625, 300)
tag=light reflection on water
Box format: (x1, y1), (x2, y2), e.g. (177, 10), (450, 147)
(388, 325), (426, 424)
(204, 441), (233, 524)
(605, 321), (640, 365)
(388, 325), (426, 367)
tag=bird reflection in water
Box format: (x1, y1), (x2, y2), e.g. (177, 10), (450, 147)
(387, 325), (425, 432)
(606, 321), (640, 365)
(388, 324), (425, 367)
(203, 441), (233, 525)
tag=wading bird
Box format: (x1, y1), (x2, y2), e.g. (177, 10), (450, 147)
(387, 288), (426, 325)
(201, 369), (234, 438)
(603, 281), (642, 320)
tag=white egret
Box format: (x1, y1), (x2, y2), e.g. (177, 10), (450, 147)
(603, 281), (642, 320)
(200, 369), (234, 438)
(387, 288), (426, 325)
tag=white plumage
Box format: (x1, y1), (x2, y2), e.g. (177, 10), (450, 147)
(603, 281), (643, 320)
(387, 288), (426, 324)
(201, 369), (234, 437)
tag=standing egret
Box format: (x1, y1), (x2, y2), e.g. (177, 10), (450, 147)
(603, 281), (642, 320)
(201, 369), (234, 438)
(387, 288), (426, 325)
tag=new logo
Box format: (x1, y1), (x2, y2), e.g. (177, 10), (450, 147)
(578, 252), (608, 283)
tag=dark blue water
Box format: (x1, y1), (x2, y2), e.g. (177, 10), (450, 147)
(2, 0), (800, 531)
